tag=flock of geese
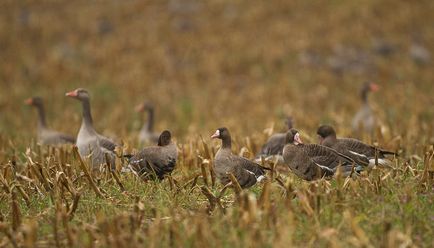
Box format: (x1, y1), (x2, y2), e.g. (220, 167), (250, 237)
(24, 83), (396, 188)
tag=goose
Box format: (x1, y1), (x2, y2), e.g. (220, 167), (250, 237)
(65, 88), (117, 170)
(255, 116), (293, 163)
(372, 38), (395, 57)
(410, 38), (431, 65)
(25, 97), (75, 145)
(212, 127), (268, 188)
(351, 82), (379, 134)
(283, 129), (361, 181)
(136, 101), (159, 144)
(317, 125), (396, 167)
(127, 130), (177, 180)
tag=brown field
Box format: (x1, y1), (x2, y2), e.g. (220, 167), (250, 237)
(0, 0), (433, 247)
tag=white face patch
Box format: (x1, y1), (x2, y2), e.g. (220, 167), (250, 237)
(294, 133), (303, 145)
(211, 129), (220, 139)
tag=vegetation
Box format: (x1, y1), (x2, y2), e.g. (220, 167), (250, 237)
(0, 0), (433, 247)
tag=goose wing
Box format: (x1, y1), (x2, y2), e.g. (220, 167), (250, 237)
(339, 138), (395, 158)
(97, 135), (117, 152)
(229, 155), (266, 188)
(300, 144), (355, 169)
(283, 145), (334, 181)
(129, 146), (176, 180)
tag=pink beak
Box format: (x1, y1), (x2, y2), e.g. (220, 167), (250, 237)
(65, 90), (78, 97)
(135, 103), (144, 112)
(370, 83), (379, 92)
(294, 133), (303, 145)
(24, 98), (33, 105)
(211, 130), (220, 139)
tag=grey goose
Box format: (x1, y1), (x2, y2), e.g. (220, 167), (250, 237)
(66, 88), (117, 170)
(351, 82), (379, 134)
(212, 127), (267, 188)
(283, 129), (361, 181)
(127, 130), (177, 180)
(25, 97), (75, 145)
(136, 101), (159, 144)
(255, 116), (293, 163)
(409, 38), (431, 65)
(317, 125), (396, 167)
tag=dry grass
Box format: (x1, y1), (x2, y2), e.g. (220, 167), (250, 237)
(0, 0), (433, 247)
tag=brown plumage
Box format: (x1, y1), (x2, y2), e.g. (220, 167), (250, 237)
(283, 129), (359, 181)
(317, 125), (396, 167)
(212, 127), (267, 188)
(352, 82), (379, 134)
(128, 130), (177, 180)
(66, 88), (117, 170)
(25, 97), (75, 145)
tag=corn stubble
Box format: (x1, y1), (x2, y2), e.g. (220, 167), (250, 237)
(0, 137), (431, 247)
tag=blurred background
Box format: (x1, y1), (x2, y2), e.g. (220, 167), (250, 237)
(0, 0), (433, 148)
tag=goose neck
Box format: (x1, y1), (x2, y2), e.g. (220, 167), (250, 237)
(81, 98), (94, 127)
(36, 104), (47, 129)
(361, 88), (369, 103)
(146, 108), (154, 132)
(221, 135), (232, 149)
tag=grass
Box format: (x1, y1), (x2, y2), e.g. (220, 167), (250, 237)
(0, 142), (432, 247)
(1, 0), (434, 247)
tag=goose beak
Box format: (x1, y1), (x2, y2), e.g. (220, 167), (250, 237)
(65, 90), (78, 97)
(211, 130), (220, 139)
(294, 133), (303, 145)
(135, 103), (145, 112)
(24, 98), (33, 105)
(370, 83), (379, 92)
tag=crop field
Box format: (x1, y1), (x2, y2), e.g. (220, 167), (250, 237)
(0, 0), (433, 247)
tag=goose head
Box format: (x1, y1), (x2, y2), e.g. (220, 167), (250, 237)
(135, 101), (154, 113)
(316, 125), (337, 144)
(24, 97), (43, 107)
(285, 129), (303, 145)
(65, 88), (90, 101)
(158, 130), (172, 146)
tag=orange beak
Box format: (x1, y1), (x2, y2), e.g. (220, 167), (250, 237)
(24, 98), (33, 105)
(370, 83), (379, 92)
(65, 90), (78, 97)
